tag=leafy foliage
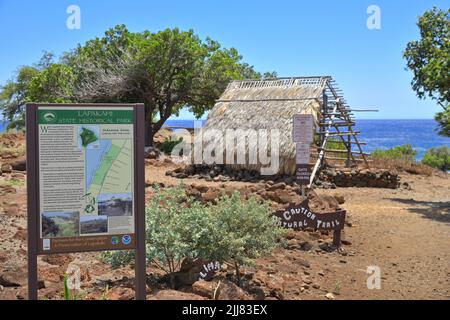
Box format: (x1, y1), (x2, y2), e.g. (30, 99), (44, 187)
(160, 136), (184, 155)
(404, 7), (450, 136)
(421, 146), (450, 171)
(102, 185), (286, 286)
(372, 144), (417, 161)
(325, 137), (347, 151)
(206, 192), (287, 286)
(0, 25), (275, 144)
(435, 107), (450, 136)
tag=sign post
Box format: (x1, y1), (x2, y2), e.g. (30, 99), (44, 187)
(26, 103), (146, 300)
(292, 114), (314, 195)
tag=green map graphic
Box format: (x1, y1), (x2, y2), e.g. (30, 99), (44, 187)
(80, 127), (99, 148)
(85, 139), (132, 211)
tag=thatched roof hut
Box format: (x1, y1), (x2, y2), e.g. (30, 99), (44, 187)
(202, 77), (330, 175)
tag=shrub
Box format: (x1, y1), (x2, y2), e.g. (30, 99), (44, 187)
(422, 146), (450, 171)
(370, 144), (436, 175)
(102, 185), (213, 275)
(372, 144), (417, 161)
(206, 191), (287, 286)
(160, 136), (183, 154)
(102, 185), (286, 287)
(325, 137), (347, 151)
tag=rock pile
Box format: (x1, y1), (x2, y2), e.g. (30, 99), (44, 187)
(166, 164), (297, 184)
(318, 168), (400, 189)
(167, 165), (401, 189)
(184, 182), (303, 207)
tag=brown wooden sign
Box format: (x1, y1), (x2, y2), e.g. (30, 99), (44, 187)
(296, 164), (311, 185)
(273, 200), (346, 231)
(26, 103), (146, 300)
(194, 259), (222, 281)
(273, 199), (346, 247)
(274, 200), (345, 230)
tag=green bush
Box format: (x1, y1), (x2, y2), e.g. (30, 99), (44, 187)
(102, 185), (286, 287)
(102, 185), (212, 274)
(372, 144), (417, 161)
(422, 146), (450, 171)
(207, 192), (287, 286)
(325, 137), (347, 151)
(160, 136), (183, 154)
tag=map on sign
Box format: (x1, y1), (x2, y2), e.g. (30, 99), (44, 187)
(38, 107), (135, 249)
(79, 126), (133, 213)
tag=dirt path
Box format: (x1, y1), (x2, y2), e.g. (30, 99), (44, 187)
(1, 157), (449, 300)
(317, 175), (450, 299)
(146, 162), (450, 299)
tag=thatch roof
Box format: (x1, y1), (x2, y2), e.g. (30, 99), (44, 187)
(202, 78), (327, 175)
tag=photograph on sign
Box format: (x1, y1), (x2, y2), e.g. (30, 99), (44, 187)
(292, 114), (314, 143)
(296, 143), (311, 164)
(37, 106), (136, 253)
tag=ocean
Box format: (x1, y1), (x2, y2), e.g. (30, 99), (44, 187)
(164, 119), (449, 160)
(1, 119), (448, 160)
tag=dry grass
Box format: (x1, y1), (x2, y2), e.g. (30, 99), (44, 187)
(371, 157), (437, 176)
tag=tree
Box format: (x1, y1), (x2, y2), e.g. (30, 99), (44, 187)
(422, 146), (450, 171)
(1, 25), (273, 145)
(0, 53), (73, 129)
(66, 25), (268, 145)
(404, 7), (450, 137)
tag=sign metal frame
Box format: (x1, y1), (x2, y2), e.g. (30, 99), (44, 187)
(26, 103), (146, 300)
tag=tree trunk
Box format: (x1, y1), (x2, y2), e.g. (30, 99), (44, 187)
(234, 260), (242, 288)
(145, 122), (154, 147)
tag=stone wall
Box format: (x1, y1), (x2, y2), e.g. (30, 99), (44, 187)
(318, 168), (400, 189)
(167, 165), (401, 189)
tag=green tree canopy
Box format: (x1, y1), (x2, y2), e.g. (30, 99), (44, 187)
(0, 25), (275, 144)
(404, 7), (450, 136)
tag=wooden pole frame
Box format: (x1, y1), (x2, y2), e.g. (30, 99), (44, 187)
(26, 103), (146, 300)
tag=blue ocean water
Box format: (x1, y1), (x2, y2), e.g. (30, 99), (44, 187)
(0, 119), (447, 160)
(166, 119), (449, 160)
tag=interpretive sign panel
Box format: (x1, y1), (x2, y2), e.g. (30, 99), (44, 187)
(296, 143), (311, 164)
(292, 114), (313, 143)
(26, 103), (146, 300)
(35, 106), (138, 253)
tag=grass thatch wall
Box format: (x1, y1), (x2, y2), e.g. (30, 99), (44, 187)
(202, 80), (323, 175)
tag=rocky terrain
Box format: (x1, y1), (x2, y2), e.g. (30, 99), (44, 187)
(0, 132), (449, 300)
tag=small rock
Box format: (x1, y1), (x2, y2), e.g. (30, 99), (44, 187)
(325, 292), (335, 300)
(107, 287), (135, 300)
(266, 182), (286, 191)
(333, 194), (345, 204)
(152, 290), (206, 300)
(202, 189), (220, 203)
(1, 164), (13, 174)
(341, 239), (352, 246)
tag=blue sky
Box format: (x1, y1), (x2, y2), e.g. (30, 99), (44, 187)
(0, 0), (448, 120)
